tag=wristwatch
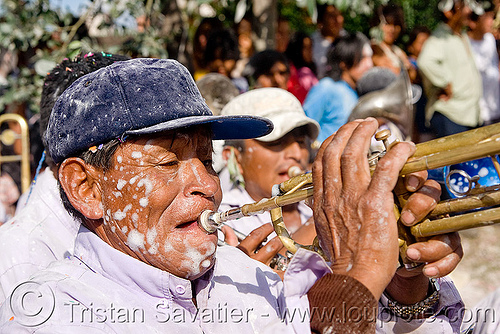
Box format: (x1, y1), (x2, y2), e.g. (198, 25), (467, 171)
(385, 278), (440, 318)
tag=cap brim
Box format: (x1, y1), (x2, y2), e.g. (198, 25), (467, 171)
(125, 114), (273, 140)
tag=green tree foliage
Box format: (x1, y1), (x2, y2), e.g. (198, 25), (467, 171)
(0, 0), (444, 114)
(0, 0), (171, 114)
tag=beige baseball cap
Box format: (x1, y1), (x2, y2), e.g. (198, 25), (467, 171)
(221, 88), (320, 142)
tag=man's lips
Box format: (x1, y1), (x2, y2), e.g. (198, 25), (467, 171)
(175, 221), (198, 229)
(278, 166), (303, 178)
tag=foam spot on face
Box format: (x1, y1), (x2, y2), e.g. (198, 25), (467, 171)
(132, 213), (139, 227)
(137, 178), (153, 196)
(180, 239), (216, 278)
(113, 204), (132, 221)
(117, 179), (127, 190)
(132, 151), (143, 159)
(130, 175), (139, 184)
(117, 156), (123, 163)
(144, 139), (154, 151)
(139, 198), (148, 207)
(127, 229), (145, 251)
(189, 161), (202, 184)
(147, 227), (159, 254)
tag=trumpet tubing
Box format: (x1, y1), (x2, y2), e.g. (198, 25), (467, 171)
(199, 122), (500, 256)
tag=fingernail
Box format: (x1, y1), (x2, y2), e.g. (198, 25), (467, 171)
(401, 210), (416, 226)
(424, 266), (439, 278)
(407, 175), (419, 191)
(406, 248), (420, 261)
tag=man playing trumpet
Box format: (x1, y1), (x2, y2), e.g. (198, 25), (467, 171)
(0, 59), (462, 333)
(218, 87), (464, 331)
(219, 88), (319, 265)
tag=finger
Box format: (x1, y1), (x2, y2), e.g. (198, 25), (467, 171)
(273, 269), (285, 281)
(406, 232), (462, 264)
(221, 225), (238, 246)
(312, 120), (364, 260)
(313, 119), (363, 197)
(400, 179), (441, 226)
(422, 248), (463, 278)
(368, 140), (416, 194)
(404, 170), (428, 192)
(237, 223), (274, 255)
(252, 237), (284, 264)
(340, 118), (379, 190)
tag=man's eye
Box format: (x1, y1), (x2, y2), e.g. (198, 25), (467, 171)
(161, 160), (179, 167)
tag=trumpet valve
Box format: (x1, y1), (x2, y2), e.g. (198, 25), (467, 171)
(375, 129), (392, 150)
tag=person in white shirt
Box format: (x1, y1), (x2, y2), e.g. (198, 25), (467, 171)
(0, 58), (464, 333)
(0, 52), (130, 304)
(467, 0), (500, 125)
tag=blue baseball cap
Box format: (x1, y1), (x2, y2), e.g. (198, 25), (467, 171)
(45, 58), (273, 164)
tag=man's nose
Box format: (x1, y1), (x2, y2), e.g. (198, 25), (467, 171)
(183, 159), (219, 199)
(284, 141), (303, 162)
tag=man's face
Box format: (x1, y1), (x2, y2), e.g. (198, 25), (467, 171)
(208, 58), (237, 77)
(320, 5), (344, 40)
(408, 32), (430, 57)
(381, 23), (401, 45)
(449, 1), (471, 28)
(256, 61), (290, 90)
(237, 127), (310, 201)
(302, 37), (314, 64)
(346, 44), (373, 87)
(97, 128), (221, 280)
(477, 12), (495, 35)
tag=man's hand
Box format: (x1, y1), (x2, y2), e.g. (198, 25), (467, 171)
(221, 224), (286, 278)
(386, 172), (463, 304)
(438, 83), (452, 101)
(312, 118), (417, 300)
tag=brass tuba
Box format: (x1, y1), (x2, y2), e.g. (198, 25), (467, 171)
(349, 66), (415, 139)
(0, 113), (31, 193)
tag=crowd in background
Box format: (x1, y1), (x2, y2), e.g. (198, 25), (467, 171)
(0, 0), (499, 222)
(0, 2), (498, 331)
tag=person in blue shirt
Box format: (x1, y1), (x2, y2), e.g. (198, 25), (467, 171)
(303, 31), (373, 143)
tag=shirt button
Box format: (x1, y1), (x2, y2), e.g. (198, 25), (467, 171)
(175, 285), (186, 295)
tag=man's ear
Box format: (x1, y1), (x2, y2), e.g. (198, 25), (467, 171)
(58, 157), (104, 220)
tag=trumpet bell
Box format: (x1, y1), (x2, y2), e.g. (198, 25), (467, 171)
(349, 67), (414, 138)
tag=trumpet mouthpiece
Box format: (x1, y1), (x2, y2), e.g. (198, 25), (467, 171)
(198, 210), (222, 234)
(288, 166), (303, 178)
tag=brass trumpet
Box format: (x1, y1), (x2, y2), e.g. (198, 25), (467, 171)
(0, 113), (31, 193)
(199, 122), (500, 258)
